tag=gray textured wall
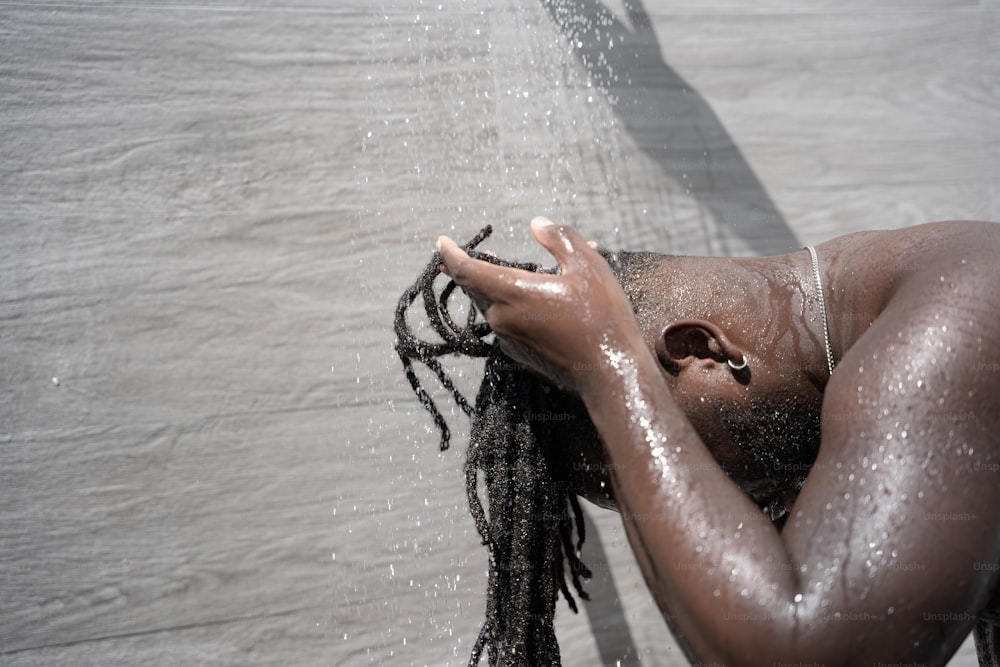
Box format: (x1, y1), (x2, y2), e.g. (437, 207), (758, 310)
(1, 1), (996, 665)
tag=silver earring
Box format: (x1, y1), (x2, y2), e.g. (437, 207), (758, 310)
(727, 356), (747, 371)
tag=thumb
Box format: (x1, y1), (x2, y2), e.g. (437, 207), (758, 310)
(530, 217), (598, 273)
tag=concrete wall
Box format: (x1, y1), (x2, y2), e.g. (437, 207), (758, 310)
(1, 0), (996, 664)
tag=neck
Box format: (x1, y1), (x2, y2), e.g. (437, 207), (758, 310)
(668, 253), (834, 390)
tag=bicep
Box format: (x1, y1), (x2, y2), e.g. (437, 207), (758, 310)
(782, 310), (1000, 661)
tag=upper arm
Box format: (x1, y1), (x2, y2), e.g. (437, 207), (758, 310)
(781, 287), (1000, 663)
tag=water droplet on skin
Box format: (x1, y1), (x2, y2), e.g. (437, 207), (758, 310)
(713, 589), (721, 597)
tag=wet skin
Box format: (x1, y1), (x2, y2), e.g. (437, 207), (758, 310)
(437, 218), (1000, 666)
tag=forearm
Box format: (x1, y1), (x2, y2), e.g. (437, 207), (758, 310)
(579, 337), (806, 662)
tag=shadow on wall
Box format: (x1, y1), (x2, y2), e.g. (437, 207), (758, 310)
(579, 506), (642, 667)
(541, 0), (800, 257)
(539, 1), (800, 662)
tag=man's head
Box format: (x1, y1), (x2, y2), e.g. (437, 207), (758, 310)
(613, 250), (824, 509)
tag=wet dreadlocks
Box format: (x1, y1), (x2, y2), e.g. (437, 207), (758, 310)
(393, 226), (654, 666)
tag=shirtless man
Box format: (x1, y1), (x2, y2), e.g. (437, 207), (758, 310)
(437, 219), (1000, 666)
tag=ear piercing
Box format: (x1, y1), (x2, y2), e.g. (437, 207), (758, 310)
(727, 356), (747, 371)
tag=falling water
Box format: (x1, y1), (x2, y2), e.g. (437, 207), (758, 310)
(351, 0), (801, 663)
(2, 0), (987, 665)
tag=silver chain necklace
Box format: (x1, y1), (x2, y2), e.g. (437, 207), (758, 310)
(805, 245), (836, 377)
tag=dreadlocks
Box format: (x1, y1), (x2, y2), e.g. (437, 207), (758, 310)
(393, 226), (656, 666)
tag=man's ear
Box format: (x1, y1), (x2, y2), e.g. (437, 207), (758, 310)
(654, 319), (744, 374)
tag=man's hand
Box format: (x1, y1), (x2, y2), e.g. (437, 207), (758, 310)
(437, 217), (643, 396)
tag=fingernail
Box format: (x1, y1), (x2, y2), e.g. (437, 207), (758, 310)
(531, 216), (554, 229)
(436, 236), (443, 251)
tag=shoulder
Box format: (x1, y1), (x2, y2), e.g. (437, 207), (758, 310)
(820, 230), (1000, 463)
(772, 222), (1000, 660)
(779, 232), (1000, 656)
(820, 220), (1000, 296)
(821, 220), (1000, 424)
(814, 221), (1000, 362)
(824, 220), (1000, 254)
(811, 232), (1000, 584)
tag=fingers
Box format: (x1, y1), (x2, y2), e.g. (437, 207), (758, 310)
(436, 218), (601, 307)
(435, 235), (459, 277)
(437, 234), (539, 306)
(529, 217), (601, 273)
(436, 234), (485, 283)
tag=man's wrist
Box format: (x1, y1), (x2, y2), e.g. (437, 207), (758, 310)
(576, 334), (658, 406)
